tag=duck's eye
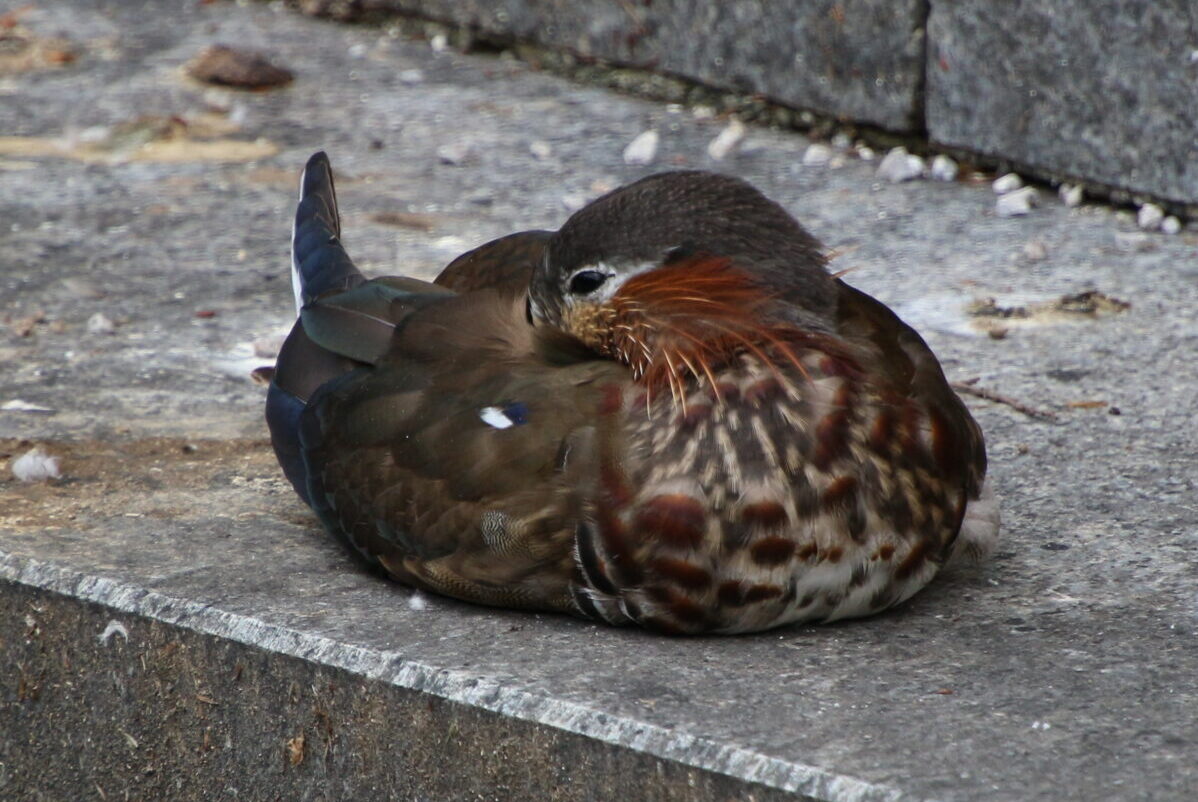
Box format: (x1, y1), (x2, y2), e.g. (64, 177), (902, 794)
(568, 270), (608, 296)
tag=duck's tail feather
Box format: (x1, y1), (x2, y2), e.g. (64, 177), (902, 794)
(269, 151), (367, 506)
(290, 151), (364, 314)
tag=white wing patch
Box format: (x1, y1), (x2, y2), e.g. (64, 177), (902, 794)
(480, 406), (515, 429)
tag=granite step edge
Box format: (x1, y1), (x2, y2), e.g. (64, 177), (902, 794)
(0, 548), (917, 802)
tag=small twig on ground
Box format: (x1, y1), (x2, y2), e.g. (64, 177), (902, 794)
(951, 379), (1059, 421)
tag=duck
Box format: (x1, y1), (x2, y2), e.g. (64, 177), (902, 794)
(266, 151), (999, 635)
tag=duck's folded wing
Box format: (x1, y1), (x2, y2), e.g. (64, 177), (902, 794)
(299, 285), (623, 610)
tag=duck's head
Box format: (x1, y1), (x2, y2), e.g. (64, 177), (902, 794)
(529, 171), (838, 390)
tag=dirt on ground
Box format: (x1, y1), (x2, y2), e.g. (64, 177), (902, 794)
(1, 436), (298, 531)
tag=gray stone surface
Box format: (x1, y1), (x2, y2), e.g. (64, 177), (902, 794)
(297, 0), (1198, 208)
(1, 580), (796, 802)
(298, 0), (928, 130)
(2, 1), (1198, 800)
(927, 0), (1198, 210)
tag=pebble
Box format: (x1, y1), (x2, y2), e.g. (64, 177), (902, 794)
(11, 447), (61, 482)
(465, 189), (493, 206)
(929, 154), (959, 182)
(992, 173), (1024, 194)
(398, 68), (424, 85)
(430, 34), (449, 53)
(561, 193), (587, 212)
(1136, 203), (1164, 232)
(1059, 183), (1084, 207)
(830, 132), (853, 150)
(706, 119), (746, 161)
(1113, 231), (1158, 253)
(1, 399), (55, 413)
(995, 186), (1039, 217)
(60, 277), (106, 300)
(86, 312), (116, 334)
(1022, 240), (1048, 261)
(622, 129), (659, 165)
(855, 145), (876, 161)
(876, 147), (925, 183)
(436, 141), (473, 165)
(802, 143), (832, 167)
(691, 105), (716, 120)
(1161, 216), (1183, 235)
(433, 235), (467, 254)
(528, 140), (553, 161)
(186, 45), (293, 90)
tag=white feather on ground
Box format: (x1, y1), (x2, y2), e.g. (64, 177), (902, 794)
(949, 478), (1001, 564)
(11, 447), (61, 482)
(408, 591), (429, 612)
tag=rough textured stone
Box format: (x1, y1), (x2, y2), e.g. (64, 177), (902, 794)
(2, 1), (1198, 800)
(0, 581), (798, 802)
(298, 0), (928, 130)
(927, 0), (1198, 208)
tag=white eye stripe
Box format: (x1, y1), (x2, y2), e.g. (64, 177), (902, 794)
(562, 260), (656, 306)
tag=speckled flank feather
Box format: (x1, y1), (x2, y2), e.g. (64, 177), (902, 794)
(574, 347), (973, 634)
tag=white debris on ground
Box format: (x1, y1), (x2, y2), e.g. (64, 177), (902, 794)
(528, 139), (552, 161)
(561, 193), (587, 212)
(992, 173), (1024, 194)
(706, 119), (745, 161)
(1022, 240), (1048, 261)
(1136, 203), (1164, 232)
(876, 147), (925, 182)
(929, 154), (959, 182)
(11, 446), (61, 482)
(98, 620), (129, 646)
(801, 143), (832, 167)
(1059, 183), (1084, 207)
(85, 311), (115, 334)
(212, 341), (279, 380)
(429, 33), (449, 53)
(1161, 216), (1183, 235)
(855, 144), (876, 161)
(996, 186), (1040, 217)
(622, 129), (659, 165)
(436, 141), (473, 165)
(398, 68), (424, 85)
(408, 591), (429, 612)
(2, 399), (55, 413)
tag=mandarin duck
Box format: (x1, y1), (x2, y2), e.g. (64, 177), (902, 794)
(266, 152), (999, 635)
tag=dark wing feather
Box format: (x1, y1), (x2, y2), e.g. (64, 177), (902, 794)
(301, 288), (623, 609)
